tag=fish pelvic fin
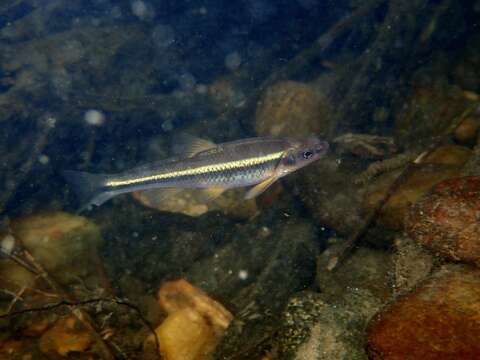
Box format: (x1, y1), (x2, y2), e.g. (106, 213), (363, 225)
(62, 170), (115, 212)
(244, 176), (278, 200)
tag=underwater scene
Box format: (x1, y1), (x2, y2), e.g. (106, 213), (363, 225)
(1, 0), (480, 359)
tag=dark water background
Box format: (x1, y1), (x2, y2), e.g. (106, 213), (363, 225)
(1, 1), (480, 359)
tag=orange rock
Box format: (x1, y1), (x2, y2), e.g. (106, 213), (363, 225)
(405, 176), (480, 265)
(39, 315), (94, 357)
(367, 266), (480, 359)
(154, 307), (218, 360)
(22, 317), (51, 337)
(454, 116), (480, 143)
(147, 279), (234, 360)
(158, 279), (233, 332)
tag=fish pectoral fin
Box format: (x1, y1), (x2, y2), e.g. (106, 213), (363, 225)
(244, 177), (278, 200)
(196, 187), (226, 203)
(172, 133), (217, 157)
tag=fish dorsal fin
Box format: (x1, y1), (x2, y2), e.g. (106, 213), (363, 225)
(244, 176), (278, 200)
(172, 133), (217, 157)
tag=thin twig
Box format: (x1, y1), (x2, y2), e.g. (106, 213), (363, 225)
(1, 297), (161, 358)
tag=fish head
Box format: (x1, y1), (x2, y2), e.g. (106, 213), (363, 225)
(277, 137), (329, 176)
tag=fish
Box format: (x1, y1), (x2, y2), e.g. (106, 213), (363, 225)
(63, 134), (329, 211)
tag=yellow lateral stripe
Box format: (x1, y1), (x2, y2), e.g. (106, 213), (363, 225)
(105, 151), (284, 187)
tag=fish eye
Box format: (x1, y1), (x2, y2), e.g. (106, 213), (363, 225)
(303, 150), (313, 159)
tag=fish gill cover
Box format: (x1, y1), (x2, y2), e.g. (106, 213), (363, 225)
(0, 0), (479, 359)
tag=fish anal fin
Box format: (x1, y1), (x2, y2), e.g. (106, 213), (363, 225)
(172, 133), (217, 157)
(244, 177), (278, 200)
(132, 188), (181, 207)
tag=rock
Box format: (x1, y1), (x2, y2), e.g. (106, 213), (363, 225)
(333, 133), (397, 159)
(420, 144), (471, 166)
(151, 307), (218, 360)
(39, 315), (94, 357)
(184, 219), (318, 359)
(0, 339), (24, 358)
(454, 116), (480, 144)
(317, 246), (393, 302)
(208, 77), (246, 112)
(364, 164), (462, 230)
(275, 290), (382, 360)
(144, 279), (233, 360)
(157, 279), (233, 333)
(9, 212), (105, 288)
(394, 81), (472, 147)
(367, 265), (480, 359)
(392, 237), (434, 296)
(255, 81), (332, 138)
(297, 157), (363, 235)
(0, 261), (37, 296)
(133, 187), (258, 219)
(405, 176), (480, 265)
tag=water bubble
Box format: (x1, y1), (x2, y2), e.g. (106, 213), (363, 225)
(151, 24), (175, 49)
(84, 109), (106, 126)
(131, 0), (154, 20)
(238, 270), (248, 280)
(38, 154), (50, 165)
(0, 234), (15, 255)
(225, 51), (242, 71)
(110, 6), (122, 19)
(161, 119), (174, 132)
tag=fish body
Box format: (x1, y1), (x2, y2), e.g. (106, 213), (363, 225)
(63, 136), (329, 211)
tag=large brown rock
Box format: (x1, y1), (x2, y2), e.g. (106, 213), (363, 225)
(367, 265), (480, 360)
(255, 81), (332, 138)
(405, 176), (480, 265)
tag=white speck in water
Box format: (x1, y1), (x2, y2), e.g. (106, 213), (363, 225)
(238, 270), (248, 280)
(0, 234), (15, 255)
(225, 51), (242, 71)
(84, 109), (105, 126)
(132, 232), (139, 238)
(38, 154), (50, 165)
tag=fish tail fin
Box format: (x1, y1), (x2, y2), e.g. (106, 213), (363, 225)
(62, 170), (115, 212)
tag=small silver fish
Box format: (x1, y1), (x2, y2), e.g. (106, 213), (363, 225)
(63, 135), (329, 211)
